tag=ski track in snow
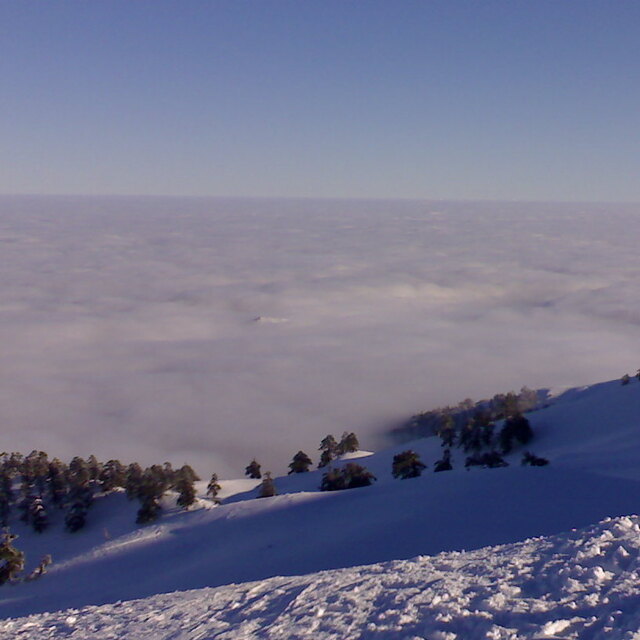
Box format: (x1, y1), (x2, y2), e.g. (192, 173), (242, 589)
(4, 516), (640, 640)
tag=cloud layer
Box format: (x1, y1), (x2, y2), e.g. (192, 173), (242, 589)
(1, 196), (639, 476)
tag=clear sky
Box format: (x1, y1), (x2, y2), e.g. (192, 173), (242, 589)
(2, 1), (639, 201)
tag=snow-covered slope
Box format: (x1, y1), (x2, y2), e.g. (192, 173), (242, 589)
(5, 515), (640, 639)
(3, 376), (640, 635)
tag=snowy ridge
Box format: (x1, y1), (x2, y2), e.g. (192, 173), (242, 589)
(4, 515), (640, 639)
(3, 376), (640, 636)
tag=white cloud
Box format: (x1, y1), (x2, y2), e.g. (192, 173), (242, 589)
(1, 196), (639, 476)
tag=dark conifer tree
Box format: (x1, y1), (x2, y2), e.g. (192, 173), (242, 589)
(135, 467), (167, 524)
(320, 467), (347, 491)
(174, 465), (197, 509)
(257, 472), (277, 498)
(48, 459), (68, 507)
(125, 463), (144, 500)
(29, 497), (48, 533)
(206, 473), (221, 500)
(245, 459), (262, 479)
(318, 435), (338, 468)
(65, 502), (87, 532)
(99, 460), (126, 493)
(336, 432), (359, 456)
(392, 450), (427, 479)
(438, 413), (456, 448)
(343, 463), (376, 488)
(0, 471), (13, 527)
(288, 451), (313, 474)
(86, 455), (102, 486)
(320, 463), (376, 491)
(434, 449), (453, 473)
(0, 532), (24, 585)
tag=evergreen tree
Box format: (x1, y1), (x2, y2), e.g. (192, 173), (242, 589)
(174, 465), (197, 509)
(320, 463), (376, 491)
(29, 497), (48, 533)
(206, 473), (221, 500)
(319, 467), (347, 491)
(288, 451), (313, 474)
(438, 413), (456, 448)
(125, 463), (143, 500)
(434, 449), (453, 473)
(318, 435), (338, 468)
(65, 502), (87, 533)
(87, 455), (102, 485)
(257, 472), (277, 498)
(342, 463), (376, 488)
(245, 459), (262, 479)
(48, 459), (68, 506)
(0, 472), (12, 527)
(336, 432), (359, 455)
(0, 532), (24, 585)
(99, 459), (126, 493)
(135, 467), (167, 524)
(391, 450), (426, 479)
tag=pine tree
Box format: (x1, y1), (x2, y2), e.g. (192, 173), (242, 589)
(342, 463), (376, 488)
(288, 451), (313, 474)
(99, 460), (126, 493)
(438, 413), (456, 448)
(0, 472), (12, 527)
(29, 497), (48, 533)
(87, 455), (102, 485)
(318, 435), (338, 468)
(48, 459), (68, 506)
(0, 531), (24, 585)
(174, 465), (197, 509)
(257, 472), (277, 498)
(65, 502), (87, 532)
(320, 467), (347, 491)
(336, 432), (359, 455)
(135, 467), (167, 524)
(245, 459), (262, 479)
(206, 473), (221, 500)
(125, 463), (143, 500)
(320, 463), (376, 491)
(391, 450), (427, 479)
(434, 449), (453, 473)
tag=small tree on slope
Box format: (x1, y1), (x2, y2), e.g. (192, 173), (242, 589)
(391, 450), (426, 479)
(288, 451), (313, 474)
(0, 532), (24, 585)
(245, 459), (262, 479)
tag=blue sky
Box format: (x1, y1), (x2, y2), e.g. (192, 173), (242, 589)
(2, 1), (639, 201)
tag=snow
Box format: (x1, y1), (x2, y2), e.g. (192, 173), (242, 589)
(5, 516), (640, 639)
(4, 376), (640, 636)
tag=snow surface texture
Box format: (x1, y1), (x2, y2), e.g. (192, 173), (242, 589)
(4, 377), (640, 634)
(2, 195), (640, 476)
(5, 516), (640, 639)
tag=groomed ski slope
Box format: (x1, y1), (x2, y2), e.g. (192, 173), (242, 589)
(4, 516), (640, 639)
(2, 376), (640, 637)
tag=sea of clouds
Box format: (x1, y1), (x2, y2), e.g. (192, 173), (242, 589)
(1, 195), (639, 476)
